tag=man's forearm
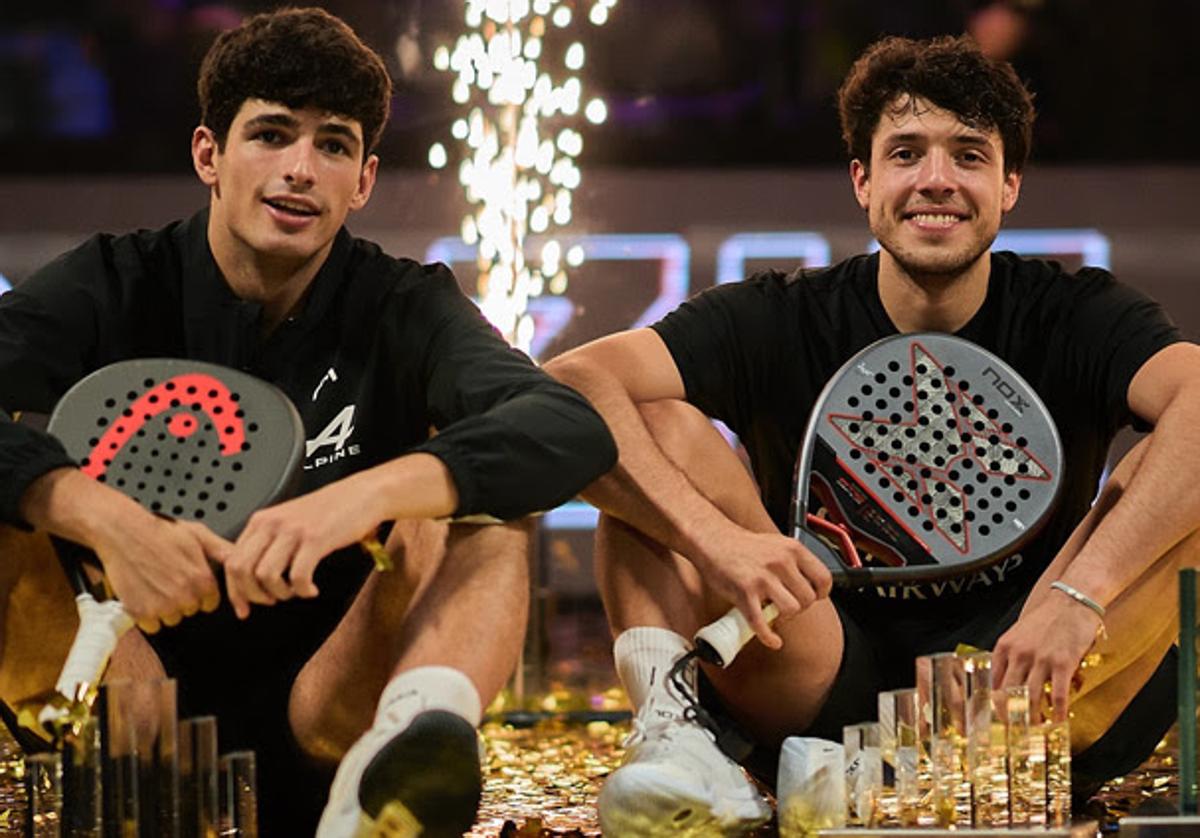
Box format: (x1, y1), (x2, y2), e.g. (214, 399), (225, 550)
(19, 467), (148, 546)
(360, 452), (461, 522)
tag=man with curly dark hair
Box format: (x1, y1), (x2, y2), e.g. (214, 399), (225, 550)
(0, 7), (615, 836)
(548, 34), (1199, 834)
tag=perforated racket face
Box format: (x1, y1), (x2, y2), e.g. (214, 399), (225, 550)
(793, 333), (1063, 581)
(47, 359), (304, 540)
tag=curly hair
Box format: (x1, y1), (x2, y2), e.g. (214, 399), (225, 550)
(837, 35), (1035, 173)
(197, 7), (392, 158)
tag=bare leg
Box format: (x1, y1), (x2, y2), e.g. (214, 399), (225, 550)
(289, 518), (531, 761)
(596, 399), (844, 742)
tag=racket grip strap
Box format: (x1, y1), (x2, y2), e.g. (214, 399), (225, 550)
(53, 593), (135, 700)
(693, 602), (781, 668)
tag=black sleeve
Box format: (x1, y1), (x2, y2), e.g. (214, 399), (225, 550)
(649, 274), (790, 434)
(1063, 268), (1182, 428)
(398, 267), (616, 520)
(0, 237), (108, 526)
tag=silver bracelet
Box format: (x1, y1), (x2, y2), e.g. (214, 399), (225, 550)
(1050, 580), (1106, 618)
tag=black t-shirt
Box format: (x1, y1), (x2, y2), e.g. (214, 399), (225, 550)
(652, 251), (1181, 630)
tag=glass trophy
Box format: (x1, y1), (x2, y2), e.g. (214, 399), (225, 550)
(843, 722), (882, 827)
(930, 653), (971, 828)
(878, 688), (920, 826)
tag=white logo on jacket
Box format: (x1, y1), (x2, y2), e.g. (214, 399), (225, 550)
(305, 404), (361, 470)
(312, 366), (339, 401)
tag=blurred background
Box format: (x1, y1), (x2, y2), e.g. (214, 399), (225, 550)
(2, 0), (1199, 708)
(4, 0), (1200, 172)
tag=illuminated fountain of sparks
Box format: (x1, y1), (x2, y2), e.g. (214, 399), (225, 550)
(429, 0), (617, 353)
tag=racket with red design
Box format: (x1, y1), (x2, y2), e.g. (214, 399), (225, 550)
(43, 358), (305, 705)
(694, 333), (1063, 666)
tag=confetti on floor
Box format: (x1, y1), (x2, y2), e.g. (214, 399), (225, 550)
(474, 718), (1180, 836)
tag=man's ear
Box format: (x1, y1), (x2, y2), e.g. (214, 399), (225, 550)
(1001, 168), (1022, 213)
(349, 154), (380, 212)
(192, 126), (220, 187)
(850, 159), (870, 211)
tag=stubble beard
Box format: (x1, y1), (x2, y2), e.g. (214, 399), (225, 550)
(876, 221), (996, 285)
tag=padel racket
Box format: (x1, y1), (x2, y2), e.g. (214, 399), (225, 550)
(42, 358), (305, 712)
(693, 333), (1063, 666)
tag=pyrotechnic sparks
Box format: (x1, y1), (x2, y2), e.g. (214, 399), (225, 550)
(432, 0), (618, 353)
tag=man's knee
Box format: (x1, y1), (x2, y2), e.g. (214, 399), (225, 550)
(288, 673), (364, 764)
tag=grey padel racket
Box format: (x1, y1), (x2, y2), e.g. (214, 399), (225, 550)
(43, 359), (305, 706)
(695, 333), (1063, 666)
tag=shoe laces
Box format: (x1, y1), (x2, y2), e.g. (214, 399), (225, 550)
(666, 650), (725, 742)
(622, 706), (692, 749)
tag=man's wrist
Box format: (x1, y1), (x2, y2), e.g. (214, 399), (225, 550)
(678, 512), (744, 570)
(1049, 580), (1108, 640)
(1049, 580), (1106, 617)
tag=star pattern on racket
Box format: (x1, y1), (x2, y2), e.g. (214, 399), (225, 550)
(827, 343), (1052, 554)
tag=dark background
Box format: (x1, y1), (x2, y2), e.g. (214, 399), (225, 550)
(3, 0), (1199, 174)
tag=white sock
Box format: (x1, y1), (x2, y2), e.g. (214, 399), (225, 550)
(613, 627), (696, 722)
(373, 666), (483, 732)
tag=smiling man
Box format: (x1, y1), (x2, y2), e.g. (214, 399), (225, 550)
(0, 8), (615, 836)
(547, 35), (1200, 834)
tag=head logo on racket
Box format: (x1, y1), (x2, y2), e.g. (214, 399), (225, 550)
(49, 359), (304, 540)
(80, 373), (248, 480)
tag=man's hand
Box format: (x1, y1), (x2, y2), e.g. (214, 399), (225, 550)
(991, 593), (1103, 722)
(220, 473), (389, 619)
(90, 517), (227, 633)
(696, 525), (834, 650)
(19, 467), (227, 634)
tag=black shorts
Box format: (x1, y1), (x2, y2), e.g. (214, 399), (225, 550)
(699, 594), (1177, 804)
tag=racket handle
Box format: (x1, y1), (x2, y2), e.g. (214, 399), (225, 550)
(52, 593), (135, 702)
(693, 602), (781, 668)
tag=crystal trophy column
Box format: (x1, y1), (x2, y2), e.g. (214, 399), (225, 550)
(930, 652), (970, 828)
(219, 751), (257, 837)
(843, 722), (882, 827)
(100, 680), (141, 837)
(1043, 719), (1071, 828)
(964, 651), (1008, 827)
(179, 717), (219, 838)
(25, 751), (63, 837)
(133, 678), (180, 838)
(62, 712), (102, 837)
(878, 688), (920, 826)
(1005, 684), (1047, 827)
(915, 652), (949, 827)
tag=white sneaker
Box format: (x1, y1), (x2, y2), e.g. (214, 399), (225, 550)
(316, 709), (482, 838)
(599, 713), (772, 836)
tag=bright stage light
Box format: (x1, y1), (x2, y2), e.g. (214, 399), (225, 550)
(431, 0), (618, 352)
